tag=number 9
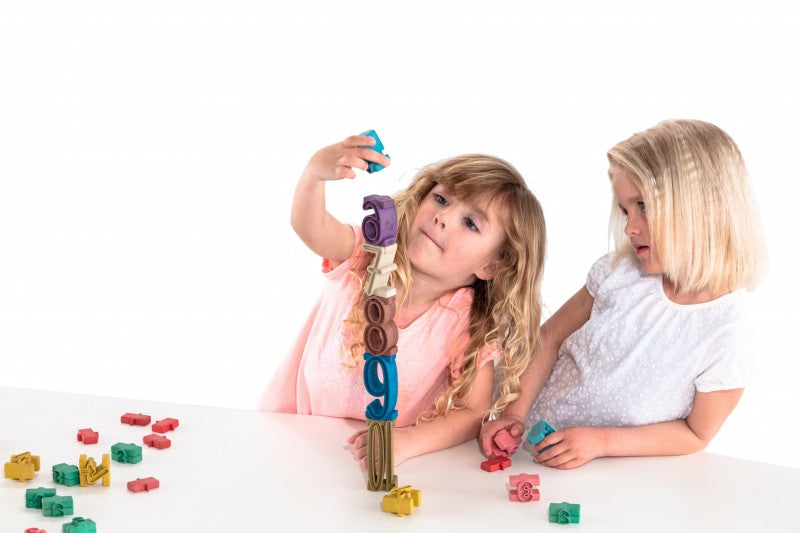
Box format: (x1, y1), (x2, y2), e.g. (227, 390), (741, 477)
(363, 353), (398, 421)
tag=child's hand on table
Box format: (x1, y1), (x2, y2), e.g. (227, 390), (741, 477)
(534, 426), (606, 469)
(347, 425), (411, 467)
(478, 414), (525, 457)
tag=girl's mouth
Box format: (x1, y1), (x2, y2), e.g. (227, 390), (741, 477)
(422, 230), (443, 251)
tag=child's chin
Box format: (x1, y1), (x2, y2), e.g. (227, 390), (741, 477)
(638, 260), (663, 275)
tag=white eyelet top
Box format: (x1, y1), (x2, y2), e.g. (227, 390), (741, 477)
(527, 253), (756, 429)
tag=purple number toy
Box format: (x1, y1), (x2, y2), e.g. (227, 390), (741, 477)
(362, 194), (398, 246)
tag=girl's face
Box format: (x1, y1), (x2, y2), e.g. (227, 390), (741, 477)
(407, 183), (505, 287)
(611, 166), (664, 274)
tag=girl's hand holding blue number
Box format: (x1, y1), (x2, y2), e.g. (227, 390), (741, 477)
(303, 134), (392, 182)
(533, 427), (607, 470)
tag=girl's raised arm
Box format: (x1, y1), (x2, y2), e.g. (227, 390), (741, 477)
(290, 134), (391, 261)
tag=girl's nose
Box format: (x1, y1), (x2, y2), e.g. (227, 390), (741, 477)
(624, 217), (640, 236)
(434, 209), (449, 230)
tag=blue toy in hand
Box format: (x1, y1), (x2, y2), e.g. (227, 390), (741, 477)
(360, 130), (391, 173)
(527, 420), (555, 454)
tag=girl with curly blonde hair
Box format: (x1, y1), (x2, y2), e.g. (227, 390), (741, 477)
(259, 133), (546, 465)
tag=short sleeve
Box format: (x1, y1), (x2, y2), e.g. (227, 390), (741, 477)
(321, 224), (367, 276)
(450, 342), (501, 379)
(694, 324), (757, 392)
(477, 342), (501, 367)
(586, 252), (616, 298)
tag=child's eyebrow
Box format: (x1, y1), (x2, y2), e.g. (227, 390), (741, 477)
(617, 195), (644, 204)
(469, 205), (490, 222)
(435, 184), (491, 223)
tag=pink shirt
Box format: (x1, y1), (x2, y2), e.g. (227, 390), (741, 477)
(258, 226), (499, 427)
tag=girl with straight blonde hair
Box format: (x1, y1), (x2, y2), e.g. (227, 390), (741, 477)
(480, 119), (766, 469)
(260, 133), (546, 466)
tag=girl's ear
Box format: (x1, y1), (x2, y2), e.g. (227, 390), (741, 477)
(475, 261), (499, 281)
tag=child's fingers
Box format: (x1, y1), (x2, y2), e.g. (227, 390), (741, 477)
(555, 458), (585, 470)
(534, 432), (562, 453)
(353, 444), (367, 461)
(332, 151), (390, 180)
(534, 438), (567, 462)
(334, 165), (357, 180)
(348, 432), (369, 463)
(539, 448), (574, 468)
(354, 147), (391, 168)
(341, 134), (376, 148)
(533, 446), (557, 463)
(479, 424), (507, 456)
(479, 431), (495, 457)
(347, 430), (367, 444)
(337, 154), (369, 172)
(510, 421), (525, 438)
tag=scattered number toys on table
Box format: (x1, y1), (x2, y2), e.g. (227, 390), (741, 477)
(127, 476), (160, 493)
(143, 433), (171, 449)
(25, 487), (56, 508)
(508, 474), (540, 502)
(78, 454), (110, 487)
(4, 451), (40, 482)
(381, 485), (422, 517)
(548, 502), (580, 524)
(120, 412), (151, 426)
(359, 130), (390, 173)
(76, 428), (99, 445)
(52, 464), (80, 487)
(151, 417), (179, 433)
(111, 442), (143, 464)
(480, 456), (512, 472)
(62, 517), (97, 533)
(526, 419), (555, 454)
(42, 495), (74, 517)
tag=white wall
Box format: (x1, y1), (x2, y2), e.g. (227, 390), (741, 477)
(1, 1), (798, 467)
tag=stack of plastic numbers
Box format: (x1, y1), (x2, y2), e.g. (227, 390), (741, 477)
(360, 193), (400, 492)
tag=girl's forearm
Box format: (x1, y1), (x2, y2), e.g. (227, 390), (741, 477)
(599, 388), (744, 458)
(502, 287), (594, 424)
(400, 407), (484, 461)
(503, 340), (560, 422)
(598, 420), (706, 458)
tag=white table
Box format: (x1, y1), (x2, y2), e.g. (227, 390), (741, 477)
(2, 387), (797, 532)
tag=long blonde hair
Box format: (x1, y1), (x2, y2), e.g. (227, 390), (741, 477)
(608, 119), (766, 294)
(342, 154), (546, 422)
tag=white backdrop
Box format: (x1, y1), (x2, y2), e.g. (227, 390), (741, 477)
(1, 1), (798, 468)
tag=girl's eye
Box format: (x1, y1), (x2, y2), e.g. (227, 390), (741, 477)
(464, 218), (479, 232)
(433, 193), (448, 205)
(638, 202), (646, 214)
(619, 206), (628, 217)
